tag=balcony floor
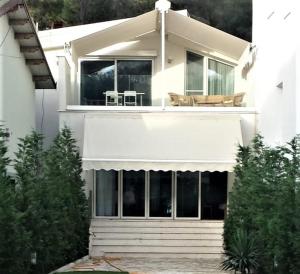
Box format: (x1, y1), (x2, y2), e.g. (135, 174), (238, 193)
(65, 105), (256, 114)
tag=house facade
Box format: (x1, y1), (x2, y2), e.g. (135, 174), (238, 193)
(0, 0), (55, 166)
(252, 0), (300, 146)
(39, 0), (256, 258)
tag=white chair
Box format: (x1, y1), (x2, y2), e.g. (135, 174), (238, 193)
(105, 91), (122, 106)
(124, 90), (137, 106)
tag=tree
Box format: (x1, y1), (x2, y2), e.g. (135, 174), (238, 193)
(27, 0), (65, 29)
(224, 135), (300, 274)
(44, 127), (89, 264)
(14, 131), (53, 274)
(27, 0), (252, 41)
(0, 127), (30, 274)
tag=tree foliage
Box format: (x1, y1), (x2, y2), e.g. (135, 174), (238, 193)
(0, 127), (89, 274)
(224, 135), (300, 274)
(0, 127), (31, 274)
(27, 0), (252, 41)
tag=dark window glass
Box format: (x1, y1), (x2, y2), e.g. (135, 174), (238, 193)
(81, 61), (114, 105)
(123, 171), (145, 217)
(117, 60), (152, 106)
(201, 172), (227, 220)
(186, 51), (203, 92)
(176, 171), (199, 217)
(96, 170), (118, 216)
(150, 171), (172, 217)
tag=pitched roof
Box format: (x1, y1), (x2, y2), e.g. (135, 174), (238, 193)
(71, 9), (248, 62)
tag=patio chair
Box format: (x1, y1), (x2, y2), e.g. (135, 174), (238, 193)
(178, 95), (193, 106)
(233, 92), (245, 106)
(105, 90), (122, 106)
(223, 95), (234, 107)
(124, 90), (137, 106)
(168, 92), (180, 106)
(192, 95), (207, 106)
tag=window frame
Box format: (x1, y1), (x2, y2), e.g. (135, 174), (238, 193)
(78, 57), (154, 106)
(120, 170), (147, 219)
(93, 170), (228, 220)
(184, 50), (235, 96)
(148, 170), (174, 220)
(174, 171), (201, 220)
(93, 170), (121, 219)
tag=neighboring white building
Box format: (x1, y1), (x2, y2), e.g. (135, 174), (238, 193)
(38, 0), (256, 258)
(252, 0), (300, 145)
(0, 0), (55, 164)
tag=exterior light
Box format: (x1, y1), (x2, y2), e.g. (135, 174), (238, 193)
(155, 0), (171, 13)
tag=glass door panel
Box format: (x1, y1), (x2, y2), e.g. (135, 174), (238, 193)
(95, 170), (118, 216)
(201, 171), (227, 220)
(81, 61), (115, 105)
(149, 171), (172, 217)
(117, 60), (152, 106)
(122, 171), (145, 217)
(176, 171), (199, 218)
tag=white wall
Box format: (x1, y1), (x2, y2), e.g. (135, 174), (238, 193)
(0, 15), (35, 166)
(252, 0), (300, 145)
(35, 89), (59, 147)
(39, 24), (250, 108)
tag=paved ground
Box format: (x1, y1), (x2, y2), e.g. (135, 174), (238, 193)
(66, 257), (231, 274)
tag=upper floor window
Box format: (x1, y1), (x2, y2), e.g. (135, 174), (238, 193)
(186, 51), (204, 94)
(185, 51), (234, 96)
(208, 59), (234, 95)
(80, 59), (152, 106)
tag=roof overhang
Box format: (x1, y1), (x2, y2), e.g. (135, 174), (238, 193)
(71, 9), (248, 62)
(71, 10), (158, 57)
(0, 0), (56, 89)
(82, 113), (243, 172)
(166, 10), (248, 61)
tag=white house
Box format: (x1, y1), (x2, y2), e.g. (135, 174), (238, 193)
(0, 0), (55, 165)
(39, 0), (256, 259)
(252, 0), (300, 145)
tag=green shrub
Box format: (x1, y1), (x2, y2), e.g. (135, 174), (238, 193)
(224, 135), (300, 274)
(222, 229), (259, 274)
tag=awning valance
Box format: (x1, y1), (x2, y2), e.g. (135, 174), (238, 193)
(82, 113), (243, 172)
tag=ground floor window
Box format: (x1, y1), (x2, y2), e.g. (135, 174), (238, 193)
(123, 171), (145, 217)
(201, 171), (227, 219)
(95, 170), (118, 216)
(95, 170), (227, 220)
(150, 171), (172, 217)
(176, 171), (199, 218)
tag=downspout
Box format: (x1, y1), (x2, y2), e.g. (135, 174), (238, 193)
(155, 0), (171, 109)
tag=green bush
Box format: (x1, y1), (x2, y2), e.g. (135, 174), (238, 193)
(222, 229), (259, 274)
(224, 135), (300, 274)
(0, 127), (89, 274)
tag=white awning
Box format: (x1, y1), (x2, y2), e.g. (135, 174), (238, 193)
(71, 10), (158, 56)
(70, 9), (248, 61)
(166, 10), (248, 61)
(82, 113), (243, 172)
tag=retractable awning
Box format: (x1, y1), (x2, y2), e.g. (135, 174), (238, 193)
(82, 113), (243, 172)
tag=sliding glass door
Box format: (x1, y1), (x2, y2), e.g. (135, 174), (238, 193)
(208, 59), (234, 95)
(81, 59), (152, 106)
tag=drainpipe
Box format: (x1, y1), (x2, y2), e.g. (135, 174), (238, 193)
(155, 0), (171, 109)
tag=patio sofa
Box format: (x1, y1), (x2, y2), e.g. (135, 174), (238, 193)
(168, 92), (245, 107)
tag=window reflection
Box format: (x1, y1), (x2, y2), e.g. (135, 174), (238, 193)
(150, 171), (172, 217)
(123, 171), (145, 217)
(176, 171), (199, 218)
(96, 170), (118, 216)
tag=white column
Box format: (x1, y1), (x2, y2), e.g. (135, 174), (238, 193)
(155, 0), (171, 108)
(57, 56), (71, 110)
